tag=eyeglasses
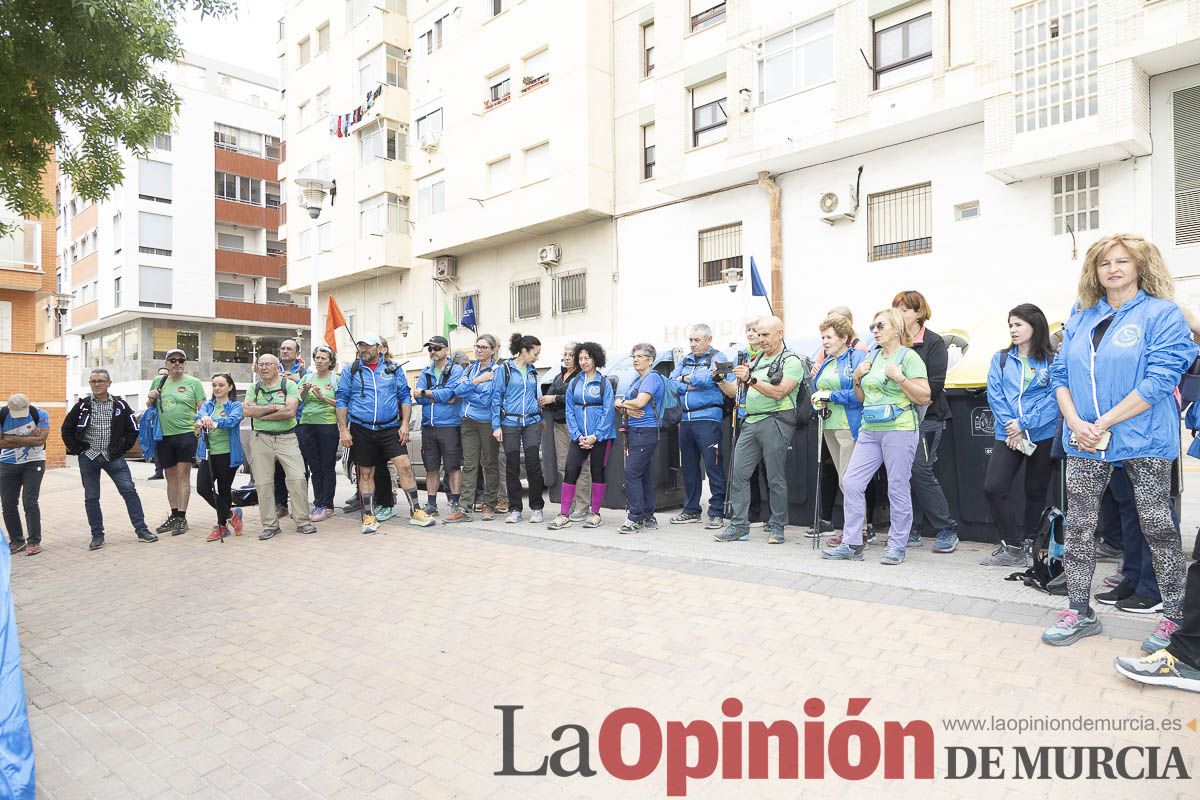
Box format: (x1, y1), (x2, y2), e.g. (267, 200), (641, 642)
(869, 322), (886, 332)
(632, 353), (651, 359)
(167, 358), (185, 364)
(474, 344), (492, 349)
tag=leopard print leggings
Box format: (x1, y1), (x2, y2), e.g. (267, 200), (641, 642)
(1064, 457), (1186, 620)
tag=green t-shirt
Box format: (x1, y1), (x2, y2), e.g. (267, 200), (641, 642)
(251, 380), (300, 432)
(158, 375), (207, 436)
(859, 348), (928, 432)
(745, 351), (807, 424)
(815, 364), (849, 431)
(300, 372), (339, 425)
(207, 404), (231, 455)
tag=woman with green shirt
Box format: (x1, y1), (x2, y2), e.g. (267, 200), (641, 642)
(194, 374), (245, 542)
(299, 346), (340, 522)
(823, 308), (931, 565)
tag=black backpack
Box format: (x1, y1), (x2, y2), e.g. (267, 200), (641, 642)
(0, 404), (44, 428)
(1005, 504), (1067, 595)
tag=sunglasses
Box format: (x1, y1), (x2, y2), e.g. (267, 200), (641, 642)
(869, 322), (887, 332)
(167, 358), (185, 364)
(428, 345), (446, 352)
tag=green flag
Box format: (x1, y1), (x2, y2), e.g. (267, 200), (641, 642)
(442, 302), (457, 339)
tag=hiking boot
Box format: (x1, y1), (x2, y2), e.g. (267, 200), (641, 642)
(670, 511), (701, 525)
(296, 522), (317, 535)
(155, 514), (177, 534)
(1114, 650), (1200, 693)
(409, 508), (436, 528)
(1142, 619), (1180, 654)
(714, 526), (749, 542)
(374, 506), (396, 522)
(931, 529), (958, 553)
(1102, 572), (1125, 589)
(766, 526), (785, 545)
(822, 542), (865, 561)
(1094, 577), (1135, 605)
(1116, 593), (1164, 615)
(529, 510), (544, 524)
(1041, 609), (1101, 646)
(230, 507), (244, 535)
(361, 514), (380, 535)
(979, 542), (1026, 567)
(618, 518), (641, 534)
(907, 532), (922, 547)
(569, 509), (588, 522)
(704, 515), (725, 530)
(1095, 541), (1123, 563)
(547, 514), (572, 530)
(8, 541), (26, 555)
(444, 506), (469, 523)
(170, 517), (189, 536)
(480, 504), (495, 521)
(89, 534), (105, 551)
(505, 510), (523, 524)
(640, 518), (658, 531)
(583, 513), (602, 529)
(135, 529), (158, 543)
(258, 527), (280, 541)
(495, 498), (509, 513)
(880, 546), (906, 565)
(206, 525), (226, 543)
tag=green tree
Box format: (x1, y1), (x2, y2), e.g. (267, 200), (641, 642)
(0, 0), (236, 220)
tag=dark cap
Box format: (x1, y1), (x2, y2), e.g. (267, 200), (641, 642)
(423, 336), (450, 349)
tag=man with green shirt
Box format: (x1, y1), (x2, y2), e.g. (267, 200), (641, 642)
(716, 316), (809, 545)
(146, 349), (206, 535)
(243, 354), (316, 540)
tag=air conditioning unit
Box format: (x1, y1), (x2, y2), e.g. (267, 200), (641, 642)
(396, 49), (412, 66)
(419, 132), (441, 153)
(818, 186), (858, 225)
(433, 255), (458, 281)
(537, 244), (561, 267)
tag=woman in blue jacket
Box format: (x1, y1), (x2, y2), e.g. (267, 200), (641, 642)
(1043, 234), (1196, 651)
(194, 374), (245, 542)
(811, 314), (866, 544)
(980, 304), (1059, 567)
(491, 333), (546, 523)
(547, 343), (615, 531)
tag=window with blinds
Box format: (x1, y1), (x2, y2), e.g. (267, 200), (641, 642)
(698, 223), (741, 287)
(138, 159), (172, 204)
(213, 332), (254, 363)
(554, 272), (586, 315)
(140, 265), (173, 308)
(151, 328), (198, 359)
(867, 183), (933, 261)
(691, 79), (727, 147)
(138, 213), (172, 256)
(510, 279), (541, 321)
(1174, 84), (1200, 246)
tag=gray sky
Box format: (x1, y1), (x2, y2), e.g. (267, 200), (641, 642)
(176, 0), (283, 77)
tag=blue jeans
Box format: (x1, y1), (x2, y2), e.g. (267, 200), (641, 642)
(298, 423), (339, 510)
(679, 420), (725, 517)
(1107, 466), (1165, 600)
(79, 456), (149, 536)
(624, 427), (658, 522)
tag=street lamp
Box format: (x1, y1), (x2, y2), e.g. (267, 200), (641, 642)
(722, 263), (744, 293)
(295, 177), (336, 219)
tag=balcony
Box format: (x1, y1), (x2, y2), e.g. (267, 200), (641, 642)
(215, 248), (287, 281)
(215, 147), (280, 182)
(346, 7), (410, 56)
(215, 199), (280, 229)
(0, 219), (43, 291)
(215, 298), (309, 326)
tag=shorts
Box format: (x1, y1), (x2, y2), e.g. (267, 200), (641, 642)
(156, 432), (198, 469)
(421, 425), (463, 472)
(349, 424), (407, 466)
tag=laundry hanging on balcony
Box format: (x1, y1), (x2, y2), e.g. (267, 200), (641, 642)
(329, 85), (384, 138)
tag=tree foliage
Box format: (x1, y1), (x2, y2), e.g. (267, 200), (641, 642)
(0, 0), (236, 218)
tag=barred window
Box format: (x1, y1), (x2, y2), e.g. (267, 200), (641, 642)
(455, 292), (480, 327)
(698, 223), (741, 287)
(867, 183), (932, 261)
(510, 279), (541, 321)
(554, 271), (586, 315)
(1013, 0), (1098, 133)
(1051, 168), (1099, 235)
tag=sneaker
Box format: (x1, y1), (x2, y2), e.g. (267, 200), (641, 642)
(822, 542), (865, 561)
(881, 546), (906, 565)
(258, 527), (280, 541)
(979, 543), (1027, 567)
(135, 529), (158, 543)
(170, 517), (189, 536)
(1096, 541), (1123, 563)
(826, 532), (844, 547)
(495, 498), (509, 513)
(309, 508), (333, 523)
(1114, 650), (1200, 693)
(206, 525), (226, 543)
(568, 509), (588, 522)
(155, 514), (177, 534)
(423, 503), (440, 518)
(864, 524), (877, 544)
(473, 502), (484, 513)
(8, 541), (25, 555)
(704, 516), (725, 530)
(375, 506), (396, 522)
(480, 504), (495, 521)
(230, 507), (244, 535)
(529, 510), (544, 524)
(409, 508), (437, 528)
(505, 510), (522, 524)
(907, 532), (922, 547)
(583, 513), (602, 529)
(89, 534), (105, 551)
(1115, 593), (1165, 615)
(640, 518), (659, 531)
(714, 526), (749, 542)
(931, 529), (958, 554)
(547, 514), (572, 530)
(444, 506), (469, 523)
(25, 544), (41, 556)
(670, 512), (702, 525)
(1142, 619), (1180, 654)
(275, 505), (290, 521)
(1094, 578), (1135, 605)
(766, 526), (785, 545)
(1041, 608), (1102, 646)
(618, 518), (641, 534)
(296, 522), (317, 535)
(1102, 572), (1125, 589)
(361, 514), (380, 535)
(147, 472), (164, 481)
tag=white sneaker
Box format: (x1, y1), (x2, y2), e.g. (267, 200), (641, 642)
(505, 510), (522, 524)
(529, 510), (544, 524)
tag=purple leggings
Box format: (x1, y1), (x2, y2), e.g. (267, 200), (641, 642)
(841, 428), (919, 550)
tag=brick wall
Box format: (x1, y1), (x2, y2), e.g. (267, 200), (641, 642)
(0, 352), (68, 467)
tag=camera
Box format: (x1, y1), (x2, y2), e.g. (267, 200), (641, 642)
(714, 360), (734, 373)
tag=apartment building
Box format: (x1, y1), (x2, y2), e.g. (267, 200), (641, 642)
(53, 53), (307, 405)
(1, 165), (67, 466)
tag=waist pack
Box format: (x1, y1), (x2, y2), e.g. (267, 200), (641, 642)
(862, 403), (911, 424)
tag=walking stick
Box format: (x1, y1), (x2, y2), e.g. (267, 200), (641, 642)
(810, 405), (831, 549)
(723, 355), (749, 521)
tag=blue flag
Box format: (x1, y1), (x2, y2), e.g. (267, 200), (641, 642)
(749, 256), (768, 298)
(460, 295), (477, 333)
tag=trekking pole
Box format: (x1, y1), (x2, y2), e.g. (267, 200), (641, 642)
(810, 405), (831, 549)
(723, 371), (747, 521)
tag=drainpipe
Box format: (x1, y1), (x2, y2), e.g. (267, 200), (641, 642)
(757, 171), (783, 323)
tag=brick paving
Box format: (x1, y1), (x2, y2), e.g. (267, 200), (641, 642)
(10, 463), (1200, 799)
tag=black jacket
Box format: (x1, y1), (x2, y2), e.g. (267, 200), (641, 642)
(546, 368), (581, 425)
(61, 395), (139, 459)
(911, 328), (951, 422)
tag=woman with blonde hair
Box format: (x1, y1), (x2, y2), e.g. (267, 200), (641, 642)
(1042, 234), (1196, 653)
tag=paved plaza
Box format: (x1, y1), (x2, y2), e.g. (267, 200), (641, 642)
(11, 461), (1200, 799)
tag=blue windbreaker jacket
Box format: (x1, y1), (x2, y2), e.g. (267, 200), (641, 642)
(0, 543), (34, 798)
(813, 348), (867, 438)
(415, 361), (465, 427)
(565, 371), (616, 442)
(490, 360), (543, 430)
(669, 348), (732, 423)
(335, 359), (412, 430)
(457, 360), (499, 423)
(986, 348), (1058, 443)
(194, 399), (245, 468)
(1050, 290), (1196, 462)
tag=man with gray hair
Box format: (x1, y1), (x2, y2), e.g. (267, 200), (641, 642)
(669, 323), (733, 529)
(1, 394), (50, 555)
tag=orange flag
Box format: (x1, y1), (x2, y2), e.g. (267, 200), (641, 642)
(325, 295), (348, 350)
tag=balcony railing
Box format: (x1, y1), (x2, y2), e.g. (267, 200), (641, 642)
(521, 73), (549, 93)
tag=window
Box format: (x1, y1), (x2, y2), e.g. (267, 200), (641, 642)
(217, 281), (245, 300)
(522, 49), (548, 90)
(553, 271), (586, 315)
(690, 1), (726, 32)
(265, 181), (281, 209)
(1051, 169), (1099, 235)
(152, 133), (172, 151)
(298, 100), (310, 129)
(214, 124), (274, 158)
(316, 23), (330, 54)
(83, 338), (98, 367)
(1174, 84), (1200, 246)
(524, 142), (550, 183)
(217, 232), (245, 251)
(139, 265), (173, 308)
(455, 292), (479, 327)
(487, 156), (511, 195)
(138, 212), (172, 256)
(417, 172), (445, 217)
(691, 80), (727, 147)
(487, 68), (511, 107)
(0, 301), (10, 351)
(102, 332), (121, 364)
(298, 37), (311, 65)
(415, 109), (443, 141)
(298, 228), (314, 258)
(759, 16), (835, 103)
(489, 0), (506, 17)
(0, 219), (39, 270)
(138, 159), (172, 203)
(867, 183), (933, 261)
(954, 201), (980, 221)
(113, 276), (121, 307)
(267, 232), (286, 256)
(112, 213), (122, 253)
(420, 14), (448, 55)
(874, 11), (933, 89)
(152, 329), (198, 360)
(510, 279), (541, 321)
(214, 172), (264, 206)
(213, 333), (253, 363)
(359, 193), (408, 238)
(642, 22), (655, 77)
(359, 120), (407, 165)
(359, 45), (409, 94)
(698, 223), (741, 287)
(317, 221), (333, 252)
(265, 135), (281, 160)
(1013, 0), (1099, 133)
(642, 123), (655, 180)
(123, 327), (139, 361)
(316, 88), (330, 116)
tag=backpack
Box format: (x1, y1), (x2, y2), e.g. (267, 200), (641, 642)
(0, 404), (44, 429)
(1004, 504), (1067, 595)
(633, 372), (681, 429)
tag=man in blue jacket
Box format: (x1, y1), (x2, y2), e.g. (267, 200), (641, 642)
(670, 324), (733, 530)
(413, 336), (467, 522)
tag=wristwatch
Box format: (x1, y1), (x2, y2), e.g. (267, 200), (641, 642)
(749, 377), (759, 386)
